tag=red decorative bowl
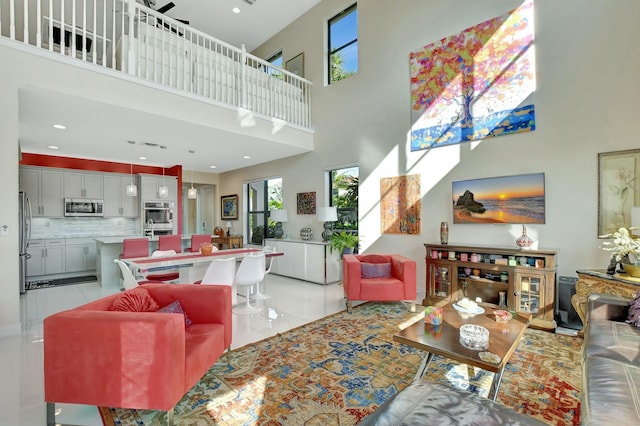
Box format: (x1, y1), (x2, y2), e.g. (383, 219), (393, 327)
(200, 243), (214, 255)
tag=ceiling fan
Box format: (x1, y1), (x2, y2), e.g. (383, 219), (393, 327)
(142, 0), (190, 26)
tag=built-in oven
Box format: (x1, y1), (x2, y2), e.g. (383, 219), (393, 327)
(143, 201), (174, 235)
(64, 199), (104, 217)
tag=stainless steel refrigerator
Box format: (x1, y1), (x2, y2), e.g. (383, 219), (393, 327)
(19, 191), (32, 294)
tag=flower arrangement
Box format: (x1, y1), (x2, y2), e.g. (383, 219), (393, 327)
(601, 227), (640, 264)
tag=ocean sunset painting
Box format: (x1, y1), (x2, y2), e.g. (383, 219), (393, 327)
(452, 173), (545, 224)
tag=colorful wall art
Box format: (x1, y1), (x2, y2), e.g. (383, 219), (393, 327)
(410, 0), (535, 151)
(296, 192), (316, 214)
(452, 173), (545, 224)
(380, 175), (421, 234)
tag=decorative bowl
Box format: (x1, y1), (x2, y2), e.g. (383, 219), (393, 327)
(200, 243), (214, 255)
(494, 309), (513, 323)
(459, 324), (489, 350)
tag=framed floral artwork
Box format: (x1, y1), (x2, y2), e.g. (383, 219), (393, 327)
(598, 149), (640, 236)
(297, 192), (316, 214)
(221, 194), (238, 220)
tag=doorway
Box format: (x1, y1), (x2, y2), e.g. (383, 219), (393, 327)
(182, 184), (216, 235)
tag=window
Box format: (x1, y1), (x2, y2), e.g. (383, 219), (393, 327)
(267, 51), (283, 69)
(246, 178), (282, 245)
(329, 166), (359, 231)
(328, 3), (358, 84)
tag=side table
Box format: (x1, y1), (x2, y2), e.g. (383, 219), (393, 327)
(571, 269), (640, 335)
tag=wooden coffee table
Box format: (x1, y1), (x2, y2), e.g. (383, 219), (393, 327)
(393, 302), (531, 401)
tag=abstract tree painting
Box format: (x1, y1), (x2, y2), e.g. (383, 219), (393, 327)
(410, 0), (535, 150)
(381, 175), (421, 235)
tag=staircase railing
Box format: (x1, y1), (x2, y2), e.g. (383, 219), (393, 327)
(0, 0), (313, 130)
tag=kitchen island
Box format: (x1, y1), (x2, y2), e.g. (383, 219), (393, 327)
(95, 235), (216, 287)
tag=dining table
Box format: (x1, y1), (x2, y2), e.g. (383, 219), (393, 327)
(121, 247), (283, 285)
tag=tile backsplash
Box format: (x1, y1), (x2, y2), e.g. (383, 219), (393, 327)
(31, 217), (139, 239)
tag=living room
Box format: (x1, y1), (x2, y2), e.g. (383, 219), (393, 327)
(0, 0), (639, 424)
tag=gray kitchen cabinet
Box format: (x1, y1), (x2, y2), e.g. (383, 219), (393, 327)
(26, 239), (66, 277)
(140, 174), (177, 201)
(65, 238), (97, 273)
(19, 167), (64, 217)
(63, 171), (104, 199)
(103, 174), (139, 217)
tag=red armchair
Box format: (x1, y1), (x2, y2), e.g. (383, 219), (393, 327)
(44, 284), (232, 426)
(343, 254), (417, 313)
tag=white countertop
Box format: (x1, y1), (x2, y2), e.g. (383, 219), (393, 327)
(94, 235), (215, 244)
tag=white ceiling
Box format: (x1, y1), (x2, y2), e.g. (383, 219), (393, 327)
(17, 0), (321, 173)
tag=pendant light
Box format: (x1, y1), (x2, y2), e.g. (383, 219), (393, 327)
(187, 150), (197, 199)
(125, 141), (137, 197)
(158, 162), (169, 198)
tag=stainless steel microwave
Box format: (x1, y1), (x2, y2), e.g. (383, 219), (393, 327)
(64, 199), (104, 217)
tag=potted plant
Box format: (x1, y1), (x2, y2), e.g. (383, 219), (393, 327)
(329, 231), (359, 257)
(601, 227), (640, 276)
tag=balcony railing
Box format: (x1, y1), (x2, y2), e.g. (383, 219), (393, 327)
(0, 0), (313, 130)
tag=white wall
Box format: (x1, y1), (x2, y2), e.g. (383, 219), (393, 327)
(221, 0), (640, 294)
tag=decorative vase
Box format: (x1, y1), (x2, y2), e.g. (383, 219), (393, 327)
(440, 222), (449, 245)
(199, 243), (214, 255)
(300, 227), (313, 241)
(516, 225), (533, 249)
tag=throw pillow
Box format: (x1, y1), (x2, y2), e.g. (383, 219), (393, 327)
(157, 300), (193, 327)
(358, 254), (389, 264)
(627, 291), (640, 327)
(361, 262), (392, 279)
(110, 287), (160, 312)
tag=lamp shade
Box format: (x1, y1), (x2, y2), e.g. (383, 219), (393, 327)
(270, 209), (288, 222)
(225, 221), (233, 228)
(316, 206), (338, 222)
(187, 187), (197, 199)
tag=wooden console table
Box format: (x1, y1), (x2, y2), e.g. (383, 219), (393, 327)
(213, 236), (243, 250)
(571, 269), (640, 333)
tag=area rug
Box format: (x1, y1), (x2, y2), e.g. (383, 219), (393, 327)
(99, 302), (582, 425)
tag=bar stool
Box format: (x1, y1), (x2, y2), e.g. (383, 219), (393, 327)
(120, 238), (149, 259)
(158, 235), (182, 253)
(188, 234), (213, 252)
(233, 254), (265, 315)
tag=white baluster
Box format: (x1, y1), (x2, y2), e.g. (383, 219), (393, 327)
(23, 0), (29, 43)
(48, 0), (52, 51)
(36, 0), (42, 47)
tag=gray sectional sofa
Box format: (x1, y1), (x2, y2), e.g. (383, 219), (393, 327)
(582, 293), (640, 425)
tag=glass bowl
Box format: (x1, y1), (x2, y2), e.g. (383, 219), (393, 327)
(459, 324), (489, 350)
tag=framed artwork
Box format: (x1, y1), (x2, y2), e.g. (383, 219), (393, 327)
(297, 192), (316, 214)
(452, 173), (545, 224)
(380, 174), (421, 234)
(221, 194), (238, 220)
(598, 149), (640, 237)
(285, 52), (304, 77)
(410, 0), (535, 151)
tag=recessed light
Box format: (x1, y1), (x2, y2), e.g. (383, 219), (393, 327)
(243, 155), (251, 159)
(232, 7), (240, 13)
(209, 165), (217, 169)
(138, 156), (147, 160)
(52, 124), (66, 130)
(47, 145), (59, 150)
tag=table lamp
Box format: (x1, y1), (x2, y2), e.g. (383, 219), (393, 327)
(270, 209), (288, 239)
(317, 206), (338, 241)
(225, 221), (233, 236)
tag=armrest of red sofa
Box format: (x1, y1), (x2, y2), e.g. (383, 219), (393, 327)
(343, 254), (363, 298)
(144, 284), (232, 350)
(44, 309), (186, 410)
(390, 254), (417, 299)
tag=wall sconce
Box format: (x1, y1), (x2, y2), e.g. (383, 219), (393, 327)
(270, 209), (289, 239)
(317, 206), (338, 241)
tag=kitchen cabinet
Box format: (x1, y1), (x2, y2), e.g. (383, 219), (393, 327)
(63, 171), (103, 199)
(140, 174), (177, 201)
(19, 167), (64, 217)
(103, 174), (139, 217)
(265, 239), (340, 285)
(26, 239), (66, 277)
(423, 243), (558, 330)
(65, 238), (97, 273)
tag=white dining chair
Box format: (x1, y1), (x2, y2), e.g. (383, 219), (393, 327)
(113, 259), (164, 290)
(233, 253), (265, 315)
(252, 246), (275, 300)
(200, 257), (237, 305)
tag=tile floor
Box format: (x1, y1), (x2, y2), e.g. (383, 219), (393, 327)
(2, 274), (406, 426)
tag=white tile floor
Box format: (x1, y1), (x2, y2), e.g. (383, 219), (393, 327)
(0, 274), (358, 426)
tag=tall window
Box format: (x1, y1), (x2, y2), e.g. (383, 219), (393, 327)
(328, 4), (358, 84)
(329, 166), (358, 231)
(267, 50), (283, 69)
(246, 178), (282, 245)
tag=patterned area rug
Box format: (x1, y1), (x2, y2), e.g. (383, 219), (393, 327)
(99, 302), (582, 425)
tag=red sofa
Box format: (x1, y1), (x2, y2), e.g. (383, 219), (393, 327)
(343, 253), (417, 312)
(43, 284), (232, 425)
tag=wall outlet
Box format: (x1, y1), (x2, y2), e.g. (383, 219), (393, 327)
(0, 225), (8, 236)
